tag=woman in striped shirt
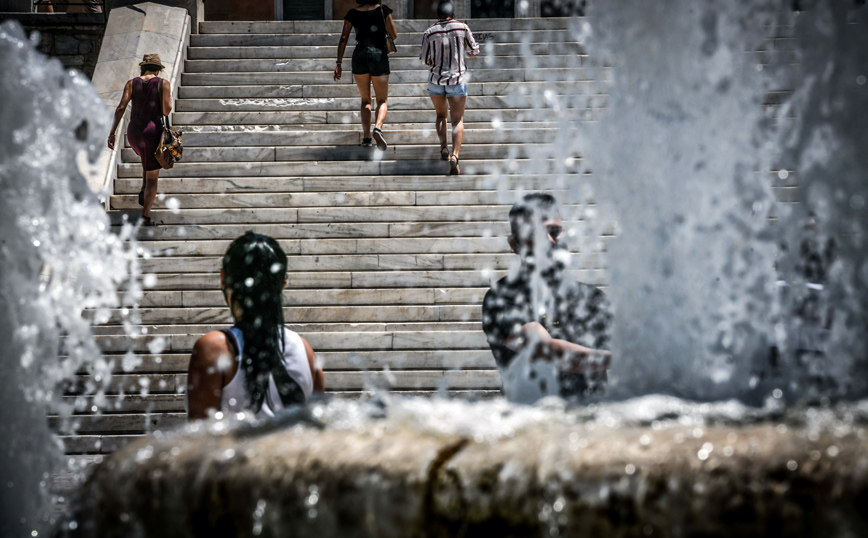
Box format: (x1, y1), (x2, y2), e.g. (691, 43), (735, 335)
(419, 1), (480, 175)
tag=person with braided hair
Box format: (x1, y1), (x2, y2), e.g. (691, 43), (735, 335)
(186, 232), (325, 420)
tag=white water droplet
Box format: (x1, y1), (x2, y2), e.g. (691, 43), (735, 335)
(166, 197), (180, 213)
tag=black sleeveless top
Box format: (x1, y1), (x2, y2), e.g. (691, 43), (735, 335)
(344, 5), (393, 48)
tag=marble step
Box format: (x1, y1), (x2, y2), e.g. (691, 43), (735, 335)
(81, 350), (494, 374)
(174, 95), (603, 112)
(125, 222), (507, 242)
(138, 237), (512, 255)
(136, 253), (602, 274)
(127, 220), (611, 243)
(197, 18), (575, 34)
(113, 174), (576, 194)
(93, 330), (490, 353)
(57, 390), (503, 449)
(114, 190), (567, 211)
(49, 413), (187, 435)
(177, 81), (589, 99)
(88, 320), (481, 336)
(187, 42), (585, 60)
(122, 270), (605, 292)
(126, 288), (490, 308)
(118, 143), (561, 163)
(107, 304), (481, 324)
(175, 93), (609, 113)
(191, 29), (575, 46)
(181, 67), (605, 86)
(64, 369), (500, 397)
(55, 386), (501, 419)
(127, 128), (560, 149)
(184, 55), (586, 74)
(177, 121), (563, 132)
(116, 159), (575, 178)
(55, 364), (500, 433)
(117, 160), (440, 178)
(171, 108), (590, 126)
(109, 205), (516, 225)
(59, 394), (187, 414)
(138, 253), (518, 273)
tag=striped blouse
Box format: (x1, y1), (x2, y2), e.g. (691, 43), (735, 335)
(419, 19), (480, 85)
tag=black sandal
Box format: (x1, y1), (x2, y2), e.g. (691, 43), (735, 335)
(372, 128), (387, 151)
(449, 154), (460, 176)
(140, 215), (156, 227)
(138, 189), (145, 207)
(440, 146), (450, 161)
(361, 137), (373, 147)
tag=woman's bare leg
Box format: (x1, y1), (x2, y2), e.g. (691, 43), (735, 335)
(142, 169), (159, 218)
(430, 95), (449, 151)
(354, 74), (373, 138)
(447, 96), (467, 159)
(371, 75), (390, 130)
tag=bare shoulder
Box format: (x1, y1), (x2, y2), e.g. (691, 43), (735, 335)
(191, 331), (230, 362)
(300, 336), (316, 359)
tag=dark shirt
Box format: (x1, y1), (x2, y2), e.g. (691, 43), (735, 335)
(344, 5), (393, 48)
(481, 268), (612, 398)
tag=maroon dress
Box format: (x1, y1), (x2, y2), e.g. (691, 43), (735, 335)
(127, 77), (164, 172)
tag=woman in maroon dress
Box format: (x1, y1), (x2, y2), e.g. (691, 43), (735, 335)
(107, 53), (172, 226)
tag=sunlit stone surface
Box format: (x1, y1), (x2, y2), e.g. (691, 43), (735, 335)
(61, 397), (868, 537)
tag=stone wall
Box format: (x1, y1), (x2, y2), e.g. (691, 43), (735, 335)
(0, 13), (105, 78)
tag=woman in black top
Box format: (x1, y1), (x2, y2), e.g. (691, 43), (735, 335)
(334, 1), (398, 151)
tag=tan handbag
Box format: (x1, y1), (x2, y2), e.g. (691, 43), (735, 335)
(381, 7), (396, 54)
(154, 79), (183, 170)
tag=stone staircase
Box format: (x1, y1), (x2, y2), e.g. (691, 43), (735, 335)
(56, 17), (606, 455)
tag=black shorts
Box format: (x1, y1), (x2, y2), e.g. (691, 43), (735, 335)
(352, 44), (390, 77)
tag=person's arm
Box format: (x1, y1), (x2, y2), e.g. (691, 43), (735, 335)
(505, 322), (611, 373)
(464, 24), (480, 57)
(186, 331), (231, 420)
(107, 80), (133, 150)
(161, 78), (173, 117)
(385, 13), (397, 40)
(301, 336), (325, 392)
(419, 31), (432, 66)
(334, 20), (352, 81)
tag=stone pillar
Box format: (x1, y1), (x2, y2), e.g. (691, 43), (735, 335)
(390, 0), (408, 19)
(452, 0), (469, 19)
(515, 0), (541, 18)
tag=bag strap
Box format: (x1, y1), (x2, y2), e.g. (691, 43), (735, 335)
(225, 326), (306, 408)
(158, 77), (170, 130)
(380, 5), (389, 39)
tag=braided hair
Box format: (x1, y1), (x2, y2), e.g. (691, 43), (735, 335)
(222, 232), (290, 411)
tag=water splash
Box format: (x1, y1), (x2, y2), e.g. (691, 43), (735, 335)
(504, 0), (868, 404)
(0, 21), (141, 534)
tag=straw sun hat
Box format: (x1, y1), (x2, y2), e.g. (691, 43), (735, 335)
(139, 53), (166, 69)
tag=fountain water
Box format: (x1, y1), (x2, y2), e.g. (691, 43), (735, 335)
(0, 0), (866, 535)
(0, 21), (141, 536)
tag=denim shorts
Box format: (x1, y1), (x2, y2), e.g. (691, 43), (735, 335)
(428, 81), (468, 97)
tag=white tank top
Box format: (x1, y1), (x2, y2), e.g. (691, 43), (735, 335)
(219, 326), (314, 418)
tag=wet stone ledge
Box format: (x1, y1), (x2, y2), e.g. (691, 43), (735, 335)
(58, 399), (868, 538)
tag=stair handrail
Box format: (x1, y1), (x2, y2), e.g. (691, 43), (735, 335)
(91, 3), (190, 209)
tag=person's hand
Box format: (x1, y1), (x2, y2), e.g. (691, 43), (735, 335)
(107, 134), (115, 150)
(333, 64), (342, 81)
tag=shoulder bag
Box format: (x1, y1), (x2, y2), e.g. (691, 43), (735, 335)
(154, 78), (183, 170)
(381, 6), (397, 54)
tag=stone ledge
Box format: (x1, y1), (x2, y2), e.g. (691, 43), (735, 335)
(59, 399), (868, 537)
